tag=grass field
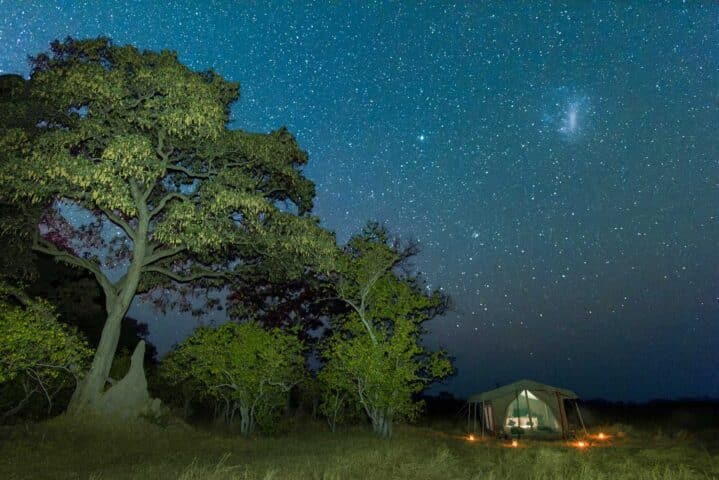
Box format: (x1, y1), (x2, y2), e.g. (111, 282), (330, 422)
(1, 415), (717, 480)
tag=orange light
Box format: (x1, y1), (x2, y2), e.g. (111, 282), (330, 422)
(467, 434), (475, 441)
(511, 440), (518, 448)
(576, 440), (587, 448)
(598, 433), (606, 440)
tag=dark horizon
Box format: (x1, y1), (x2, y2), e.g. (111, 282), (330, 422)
(2, 1), (717, 403)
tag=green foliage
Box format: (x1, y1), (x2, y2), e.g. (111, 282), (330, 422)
(1, 37), (336, 274)
(0, 284), (92, 418)
(319, 223), (453, 437)
(161, 322), (305, 435)
(0, 74), (58, 285)
(0, 37), (337, 413)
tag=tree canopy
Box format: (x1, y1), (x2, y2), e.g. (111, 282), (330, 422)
(161, 322), (305, 435)
(0, 37), (336, 416)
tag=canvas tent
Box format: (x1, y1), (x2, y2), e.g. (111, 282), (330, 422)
(467, 379), (586, 438)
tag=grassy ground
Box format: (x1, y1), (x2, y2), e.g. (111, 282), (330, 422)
(1, 416), (717, 480)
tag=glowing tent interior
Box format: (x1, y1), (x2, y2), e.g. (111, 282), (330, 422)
(467, 379), (587, 439)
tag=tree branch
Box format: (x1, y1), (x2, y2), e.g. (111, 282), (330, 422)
(2, 381), (39, 420)
(142, 183), (155, 203)
(143, 266), (227, 283)
(33, 363), (82, 383)
(150, 192), (190, 218)
(26, 368), (53, 415)
(166, 164), (211, 179)
(342, 296), (372, 336)
(99, 207), (137, 242)
(156, 128), (169, 161)
(142, 246), (186, 266)
(32, 236), (117, 298)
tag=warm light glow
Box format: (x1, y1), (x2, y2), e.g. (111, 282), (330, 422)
(511, 440), (518, 448)
(598, 433), (606, 439)
(575, 440), (588, 448)
(467, 434), (475, 441)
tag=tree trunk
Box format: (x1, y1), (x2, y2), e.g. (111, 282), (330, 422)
(327, 392), (343, 433)
(66, 236), (147, 416)
(239, 405), (253, 436)
(213, 399), (227, 427)
(182, 395), (192, 420)
(371, 408), (393, 438)
(66, 300), (127, 415)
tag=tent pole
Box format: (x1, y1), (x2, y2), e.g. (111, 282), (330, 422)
(481, 401), (485, 438)
(514, 390), (520, 438)
(473, 402), (477, 433)
(467, 402), (471, 433)
(574, 400), (588, 436)
(555, 391), (569, 438)
(524, 390), (534, 432)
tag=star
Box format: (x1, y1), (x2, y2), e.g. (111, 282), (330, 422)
(2, 0), (716, 402)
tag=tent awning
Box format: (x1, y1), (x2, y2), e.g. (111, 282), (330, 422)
(468, 379), (578, 403)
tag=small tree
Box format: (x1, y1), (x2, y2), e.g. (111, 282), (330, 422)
(1, 38), (336, 416)
(161, 322), (305, 436)
(317, 369), (359, 433)
(0, 285), (92, 420)
(320, 223), (453, 437)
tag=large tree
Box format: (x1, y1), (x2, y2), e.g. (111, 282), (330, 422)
(319, 223), (453, 437)
(0, 37), (336, 416)
(1, 74), (157, 369)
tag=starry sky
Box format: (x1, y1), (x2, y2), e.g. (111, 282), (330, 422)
(2, 1), (717, 402)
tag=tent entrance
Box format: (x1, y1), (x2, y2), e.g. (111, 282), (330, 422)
(504, 389), (560, 434)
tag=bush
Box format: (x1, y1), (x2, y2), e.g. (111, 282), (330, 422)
(0, 288), (92, 421)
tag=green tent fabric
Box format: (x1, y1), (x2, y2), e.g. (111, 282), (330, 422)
(468, 379), (580, 438)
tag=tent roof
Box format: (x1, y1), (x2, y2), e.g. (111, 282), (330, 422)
(468, 379), (578, 403)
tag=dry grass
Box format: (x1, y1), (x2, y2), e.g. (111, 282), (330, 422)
(0, 416), (717, 479)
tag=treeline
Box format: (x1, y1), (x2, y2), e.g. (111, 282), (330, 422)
(0, 37), (453, 438)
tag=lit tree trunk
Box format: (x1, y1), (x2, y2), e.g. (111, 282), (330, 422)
(370, 407), (394, 438)
(66, 211), (149, 416)
(239, 404), (253, 436)
(326, 391), (344, 433)
(66, 269), (142, 414)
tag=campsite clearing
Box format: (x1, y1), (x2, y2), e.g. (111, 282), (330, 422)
(1, 416), (716, 480)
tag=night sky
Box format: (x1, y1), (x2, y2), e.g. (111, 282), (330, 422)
(2, 1), (717, 402)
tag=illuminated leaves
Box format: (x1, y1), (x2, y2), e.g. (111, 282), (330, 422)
(0, 37), (341, 416)
(160, 322), (305, 433)
(100, 134), (163, 184)
(319, 225), (453, 433)
(0, 289), (92, 386)
(1, 37), (336, 286)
